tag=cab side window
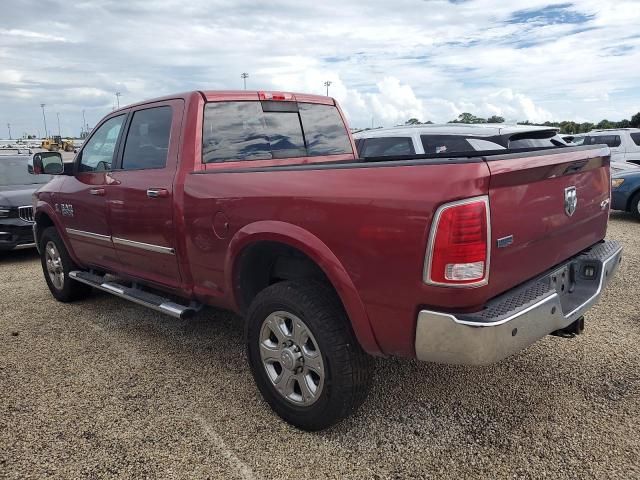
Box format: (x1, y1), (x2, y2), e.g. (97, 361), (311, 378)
(79, 115), (125, 172)
(121, 106), (173, 170)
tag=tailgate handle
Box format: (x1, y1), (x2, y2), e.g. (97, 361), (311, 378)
(147, 188), (169, 198)
(89, 188), (105, 196)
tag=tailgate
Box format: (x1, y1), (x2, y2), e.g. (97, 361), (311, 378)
(485, 145), (611, 298)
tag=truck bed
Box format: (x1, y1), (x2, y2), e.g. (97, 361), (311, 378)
(183, 144), (611, 357)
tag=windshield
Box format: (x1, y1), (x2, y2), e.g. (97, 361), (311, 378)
(0, 158), (53, 186)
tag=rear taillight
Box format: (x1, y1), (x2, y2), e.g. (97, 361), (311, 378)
(424, 196), (490, 287)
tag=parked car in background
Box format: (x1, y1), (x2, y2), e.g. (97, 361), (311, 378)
(0, 150), (51, 250)
(611, 166), (640, 219)
(563, 134), (585, 146)
(582, 128), (640, 165)
(353, 124), (567, 157)
(31, 91), (621, 430)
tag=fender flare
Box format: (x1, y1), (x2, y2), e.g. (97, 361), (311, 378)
(34, 203), (83, 266)
(224, 220), (382, 356)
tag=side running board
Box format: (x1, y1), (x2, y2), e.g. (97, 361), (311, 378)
(69, 270), (199, 319)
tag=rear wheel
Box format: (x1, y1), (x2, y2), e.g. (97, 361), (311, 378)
(39, 226), (93, 302)
(246, 281), (372, 431)
(630, 192), (640, 220)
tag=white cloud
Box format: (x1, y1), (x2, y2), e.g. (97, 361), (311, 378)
(1, 0), (639, 136)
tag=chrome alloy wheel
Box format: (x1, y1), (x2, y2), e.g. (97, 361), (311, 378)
(45, 241), (64, 290)
(259, 311), (325, 406)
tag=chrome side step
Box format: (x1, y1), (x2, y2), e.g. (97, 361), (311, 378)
(69, 270), (199, 319)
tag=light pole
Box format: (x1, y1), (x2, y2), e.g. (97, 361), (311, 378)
(115, 92), (121, 108)
(82, 109), (87, 137)
(40, 103), (48, 138)
(7, 123), (11, 140)
(324, 80), (332, 96)
(241, 72), (249, 90)
(56, 112), (61, 137)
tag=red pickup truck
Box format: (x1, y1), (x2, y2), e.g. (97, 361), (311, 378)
(31, 90), (622, 430)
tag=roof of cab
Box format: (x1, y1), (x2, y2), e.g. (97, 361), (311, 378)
(200, 90), (335, 105)
(353, 123), (560, 139)
(110, 90), (335, 114)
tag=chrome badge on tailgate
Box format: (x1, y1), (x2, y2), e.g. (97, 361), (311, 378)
(564, 186), (577, 217)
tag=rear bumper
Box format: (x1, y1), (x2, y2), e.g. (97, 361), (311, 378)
(415, 240), (622, 365)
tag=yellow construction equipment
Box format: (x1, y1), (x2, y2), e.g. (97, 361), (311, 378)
(41, 136), (75, 152)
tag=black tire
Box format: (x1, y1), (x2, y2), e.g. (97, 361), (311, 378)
(246, 280), (372, 431)
(39, 226), (93, 302)
(630, 192), (640, 220)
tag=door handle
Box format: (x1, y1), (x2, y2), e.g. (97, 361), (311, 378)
(89, 188), (105, 196)
(146, 188), (169, 198)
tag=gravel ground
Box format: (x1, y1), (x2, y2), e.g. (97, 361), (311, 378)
(1, 214), (639, 479)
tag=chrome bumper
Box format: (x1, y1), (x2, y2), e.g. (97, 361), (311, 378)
(415, 241), (623, 365)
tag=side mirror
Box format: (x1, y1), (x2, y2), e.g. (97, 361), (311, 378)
(32, 151), (64, 175)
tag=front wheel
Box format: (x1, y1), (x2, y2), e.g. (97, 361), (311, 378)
(246, 281), (372, 431)
(39, 226), (93, 302)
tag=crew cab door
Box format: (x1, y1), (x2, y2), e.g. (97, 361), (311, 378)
(106, 100), (183, 289)
(56, 113), (127, 270)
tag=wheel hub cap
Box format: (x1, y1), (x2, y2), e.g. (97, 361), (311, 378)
(259, 311), (325, 406)
(44, 241), (64, 290)
(280, 346), (303, 371)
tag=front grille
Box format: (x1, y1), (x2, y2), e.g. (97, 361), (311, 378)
(18, 206), (34, 223)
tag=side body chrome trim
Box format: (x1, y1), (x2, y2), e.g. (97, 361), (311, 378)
(65, 228), (175, 255)
(423, 195), (491, 288)
(112, 236), (175, 255)
(66, 228), (112, 243)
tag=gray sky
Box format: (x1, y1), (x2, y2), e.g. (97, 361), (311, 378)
(1, 0), (639, 137)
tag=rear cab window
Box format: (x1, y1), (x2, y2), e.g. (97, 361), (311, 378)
(202, 100), (352, 164)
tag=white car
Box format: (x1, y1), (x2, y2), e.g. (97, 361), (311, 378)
(353, 124), (567, 157)
(581, 129), (640, 165)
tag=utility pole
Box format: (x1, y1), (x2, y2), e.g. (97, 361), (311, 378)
(241, 72), (249, 90)
(324, 80), (332, 96)
(82, 109), (87, 136)
(40, 103), (48, 138)
(115, 92), (121, 108)
(7, 123), (11, 140)
(56, 112), (61, 137)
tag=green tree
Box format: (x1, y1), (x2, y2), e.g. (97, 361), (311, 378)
(579, 122), (594, 133)
(450, 112), (486, 124)
(630, 112), (640, 128)
(405, 118), (421, 125)
(596, 119), (613, 129)
(487, 115), (505, 123)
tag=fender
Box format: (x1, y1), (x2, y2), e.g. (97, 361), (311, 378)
(34, 201), (84, 267)
(224, 220), (383, 356)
